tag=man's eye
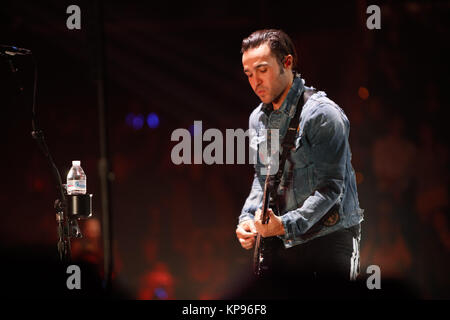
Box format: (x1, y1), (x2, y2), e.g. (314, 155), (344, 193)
(259, 68), (267, 73)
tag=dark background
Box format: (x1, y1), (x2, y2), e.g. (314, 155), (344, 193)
(0, 0), (449, 299)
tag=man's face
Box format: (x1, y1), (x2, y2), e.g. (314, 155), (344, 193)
(242, 43), (289, 104)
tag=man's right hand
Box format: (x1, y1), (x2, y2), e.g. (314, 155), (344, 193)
(236, 219), (257, 250)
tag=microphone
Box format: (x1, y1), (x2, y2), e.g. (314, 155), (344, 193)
(0, 45), (32, 56)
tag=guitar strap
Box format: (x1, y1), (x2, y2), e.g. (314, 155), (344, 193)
(268, 86), (341, 238)
(269, 87), (316, 213)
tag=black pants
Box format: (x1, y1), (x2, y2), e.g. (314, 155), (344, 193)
(244, 225), (361, 299)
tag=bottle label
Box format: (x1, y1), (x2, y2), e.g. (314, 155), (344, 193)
(74, 180), (86, 188)
(67, 179), (86, 194)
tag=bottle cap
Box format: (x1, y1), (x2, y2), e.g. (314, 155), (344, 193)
(72, 160), (81, 166)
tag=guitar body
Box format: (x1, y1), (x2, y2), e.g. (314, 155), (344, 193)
(253, 165), (275, 276)
(253, 234), (281, 276)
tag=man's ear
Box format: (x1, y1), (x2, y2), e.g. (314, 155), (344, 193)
(283, 55), (293, 70)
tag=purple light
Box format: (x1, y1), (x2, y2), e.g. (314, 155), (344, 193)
(125, 113), (135, 127)
(154, 287), (168, 299)
(188, 124), (195, 135)
(188, 123), (201, 136)
(147, 113), (160, 129)
(132, 114), (144, 130)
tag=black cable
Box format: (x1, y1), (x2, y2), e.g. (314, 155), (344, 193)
(31, 54), (38, 133)
(29, 55), (66, 202)
(25, 52), (71, 262)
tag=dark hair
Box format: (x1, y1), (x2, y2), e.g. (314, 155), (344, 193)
(241, 29), (298, 71)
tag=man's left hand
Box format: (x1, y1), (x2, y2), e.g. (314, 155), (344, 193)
(254, 208), (285, 237)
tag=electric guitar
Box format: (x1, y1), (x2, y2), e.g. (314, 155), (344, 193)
(253, 165), (273, 276)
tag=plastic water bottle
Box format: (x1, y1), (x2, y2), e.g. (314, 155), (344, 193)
(67, 160), (87, 195)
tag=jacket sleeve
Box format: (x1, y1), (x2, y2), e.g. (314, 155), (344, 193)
(238, 108), (265, 224)
(239, 173), (264, 224)
(280, 103), (347, 240)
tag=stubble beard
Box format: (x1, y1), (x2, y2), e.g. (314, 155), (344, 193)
(269, 65), (291, 105)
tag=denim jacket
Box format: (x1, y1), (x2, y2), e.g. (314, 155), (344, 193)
(239, 75), (364, 248)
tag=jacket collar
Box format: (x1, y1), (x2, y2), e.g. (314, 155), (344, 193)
(261, 73), (305, 117)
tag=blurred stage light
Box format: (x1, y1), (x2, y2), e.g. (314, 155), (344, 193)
(147, 112), (160, 129)
(125, 113), (135, 127)
(358, 87), (369, 100)
(188, 123), (202, 136)
(356, 171), (364, 184)
(154, 287), (168, 299)
(132, 114), (145, 130)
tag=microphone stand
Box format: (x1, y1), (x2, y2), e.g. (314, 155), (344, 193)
(3, 50), (90, 263)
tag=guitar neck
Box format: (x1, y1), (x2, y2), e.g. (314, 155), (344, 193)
(260, 165), (271, 225)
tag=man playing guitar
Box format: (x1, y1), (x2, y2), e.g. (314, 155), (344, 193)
(236, 29), (364, 298)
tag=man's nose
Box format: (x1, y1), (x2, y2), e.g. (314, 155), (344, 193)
(253, 74), (262, 88)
